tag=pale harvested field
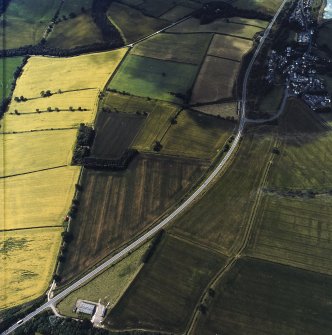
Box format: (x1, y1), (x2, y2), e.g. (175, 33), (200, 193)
(167, 17), (264, 39)
(0, 129), (76, 177)
(194, 102), (238, 119)
(0, 227), (62, 309)
(12, 49), (127, 98)
(191, 56), (240, 104)
(0, 167), (79, 230)
(1, 110), (94, 133)
(208, 35), (253, 61)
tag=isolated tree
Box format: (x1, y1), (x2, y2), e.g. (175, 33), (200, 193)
(55, 107), (60, 112)
(47, 107), (52, 112)
(40, 90), (45, 97)
(14, 96), (20, 102)
(69, 106), (74, 111)
(57, 89), (62, 94)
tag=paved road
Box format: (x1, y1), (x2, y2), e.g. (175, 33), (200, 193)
(1, 1), (289, 334)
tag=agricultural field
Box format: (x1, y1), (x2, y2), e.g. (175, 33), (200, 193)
(170, 126), (276, 255)
(267, 99), (332, 190)
(160, 5), (196, 21)
(246, 194), (332, 275)
(0, 129), (77, 177)
(195, 258), (332, 335)
(0, 167), (79, 231)
(59, 0), (93, 15)
(131, 33), (212, 65)
(107, 2), (168, 44)
(46, 13), (104, 49)
(108, 54), (198, 103)
(106, 234), (226, 333)
(1, 0), (60, 49)
(167, 17), (265, 39)
(91, 112), (145, 159)
(0, 227), (62, 310)
(194, 102), (238, 119)
(161, 110), (235, 160)
(228, 17), (269, 28)
(191, 56), (240, 104)
(1, 108), (95, 133)
(258, 85), (284, 116)
(208, 35), (253, 61)
(232, 0), (283, 16)
(317, 20), (332, 50)
(57, 242), (150, 318)
(0, 57), (23, 100)
(61, 155), (207, 282)
(11, 50), (127, 98)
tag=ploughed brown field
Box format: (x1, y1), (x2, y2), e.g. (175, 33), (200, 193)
(61, 154), (207, 282)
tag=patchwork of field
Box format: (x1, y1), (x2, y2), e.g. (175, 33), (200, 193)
(102, 93), (179, 151)
(0, 129), (76, 177)
(131, 33), (212, 64)
(47, 13), (104, 49)
(0, 167), (79, 230)
(107, 2), (169, 44)
(161, 110), (234, 159)
(194, 102), (238, 119)
(106, 234), (226, 333)
(0, 228), (62, 310)
(167, 17), (265, 39)
(195, 258), (332, 335)
(0, 57), (23, 100)
(268, 99), (332, 190)
(208, 35), (253, 61)
(57, 242), (149, 318)
(91, 112), (145, 159)
(170, 126), (275, 255)
(0, 49), (127, 309)
(108, 54), (198, 103)
(191, 56), (240, 104)
(1, 0), (60, 49)
(61, 155), (207, 282)
(246, 194), (332, 275)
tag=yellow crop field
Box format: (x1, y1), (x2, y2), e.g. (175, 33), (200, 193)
(0, 167), (79, 230)
(1, 110), (94, 133)
(0, 130), (77, 177)
(0, 227), (62, 310)
(13, 49), (128, 98)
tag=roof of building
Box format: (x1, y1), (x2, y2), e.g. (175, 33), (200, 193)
(76, 301), (96, 315)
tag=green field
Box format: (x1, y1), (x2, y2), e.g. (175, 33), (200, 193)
(106, 234), (225, 333)
(59, 0), (93, 15)
(195, 258), (332, 335)
(47, 13), (104, 49)
(208, 34), (253, 61)
(61, 155), (207, 282)
(258, 85), (284, 116)
(168, 17), (265, 39)
(160, 5), (196, 21)
(191, 56), (240, 104)
(0, 57), (23, 101)
(131, 33), (212, 65)
(1, 0), (60, 49)
(108, 54), (198, 103)
(170, 126), (276, 255)
(317, 20), (332, 50)
(57, 242), (149, 317)
(107, 2), (168, 44)
(246, 194), (332, 275)
(232, 0), (283, 16)
(161, 110), (234, 159)
(267, 99), (332, 190)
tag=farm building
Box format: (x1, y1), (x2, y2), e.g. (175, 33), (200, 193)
(75, 300), (96, 316)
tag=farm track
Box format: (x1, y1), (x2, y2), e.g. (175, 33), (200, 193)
(1, 1), (289, 333)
